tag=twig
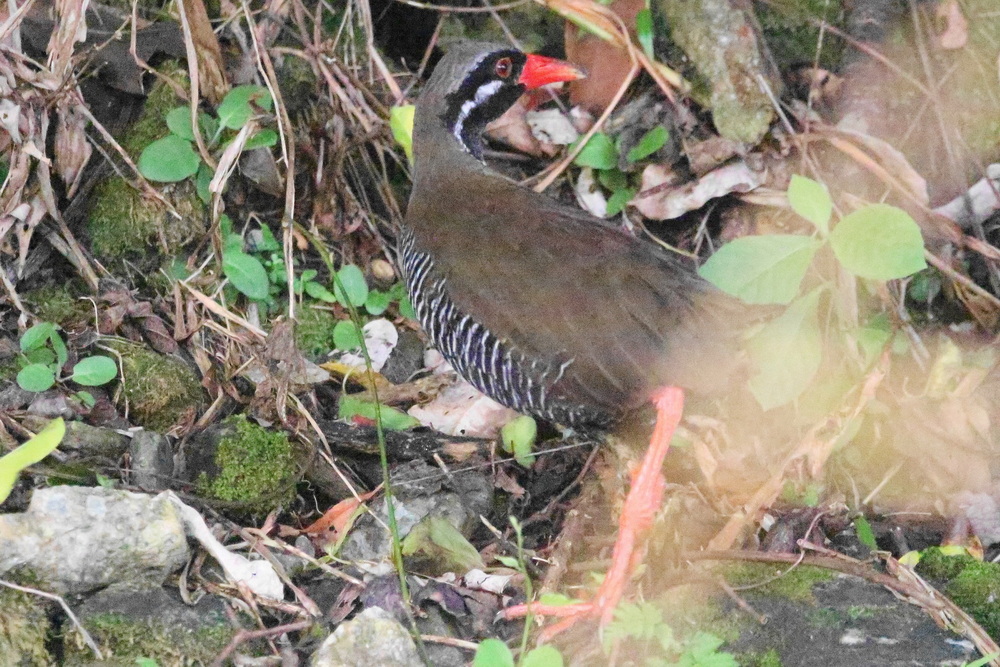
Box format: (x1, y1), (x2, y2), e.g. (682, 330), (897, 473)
(210, 619), (313, 666)
(0, 579), (104, 660)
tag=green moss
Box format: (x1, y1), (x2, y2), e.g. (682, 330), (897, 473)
(110, 340), (204, 431)
(916, 548), (1000, 640)
(756, 0), (845, 69)
(915, 547), (977, 581)
(294, 306), (337, 358)
(23, 283), (90, 327)
(196, 414), (295, 512)
(740, 648), (784, 667)
(0, 587), (52, 665)
(723, 563), (833, 604)
(65, 612), (232, 666)
(944, 562), (1000, 640)
(87, 64), (206, 266)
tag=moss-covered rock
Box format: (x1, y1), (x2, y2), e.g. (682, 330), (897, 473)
(192, 414), (296, 514)
(65, 611), (232, 666)
(87, 63), (207, 269)
(918, 547), (1000, 640)
(109, 340), (204, 431)
(0, 586), (53, 665)
(22, 282), (91, 328)
(723, 563), (834, 603)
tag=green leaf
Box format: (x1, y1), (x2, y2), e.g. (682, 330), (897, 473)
(398, 296), (416, 320)
(255, 223), (281, 252)
(365, 290), (392, 315)
(574, 132), (617, 170)
(166, 107), (216, 142)
(747, 288), (823, 410)
(388, 282), (408, 300)
(195, 162), (213, 203)
(244, 129), (278, 150)
(338, 395), (419, 430)
(222, 250), (270, 300)
(0, 418), (65, 503)
(500, 415), (537, 467)
(390, 105), (415, 164)
(217, 85), (273, 130)
(495, 555), (521, 569)
(854, 515), (878, 550)
(17, 364), (55, 392)
(597, 167), (628, 192)
(75, 390), (96, 409)
(787, 175), (832, 234)
(401, 515), (485, 571)
(681, 632), (737, 667)
(138, 135), (201, 182)
(606, 188), (636, 217)
(473, 639), (514, 667)
(47, 327), (68, 369)
(23, 347), (55, 366)
(165, 107), (195, 141)
(626, 125), (668, 163)
(332, 320), (363, 350)
(522, 645), (564, 667)
(698, 235), (822, 305)
(538, 593), (577, 606)
(70, 356), (117, 386)
(635, 8), (655, 59)
(20, 322), (57, 351)
(829, 203), (927, 280)
(304, 281), (338, 303)
(333, 264), (369, 307)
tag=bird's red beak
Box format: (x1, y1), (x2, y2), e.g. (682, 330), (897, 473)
(519, 54), (586, 90)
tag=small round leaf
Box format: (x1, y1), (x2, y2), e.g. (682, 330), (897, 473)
(70, 356), (118, 386)
(333, 264), (369, 307)
(17, 364), (55, 392)
(138, 135), (200, 182)
(332, 320), (363, 350)
(473, 639), (515, 667)
(217, 85), (273, 130)
(365, 290), (392, 315)
(574, 132), (617, 170)
(165, 107), (196, 140)
(20, 322), (57, 351)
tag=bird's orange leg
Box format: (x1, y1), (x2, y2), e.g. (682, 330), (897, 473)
(503, 386), (685, 640)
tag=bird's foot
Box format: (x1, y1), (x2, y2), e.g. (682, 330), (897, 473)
(502, 387), (685, 642)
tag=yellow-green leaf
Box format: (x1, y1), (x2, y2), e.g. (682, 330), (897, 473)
(390, 105), (415, 164)
(0, 418), (65, 503)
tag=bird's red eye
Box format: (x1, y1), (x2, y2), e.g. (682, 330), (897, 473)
(494, 57), (513, 79)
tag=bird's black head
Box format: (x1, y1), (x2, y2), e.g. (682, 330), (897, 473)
(422, 43), (584, 160)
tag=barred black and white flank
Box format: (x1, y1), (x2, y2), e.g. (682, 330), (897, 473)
(400, 228), (607, 428)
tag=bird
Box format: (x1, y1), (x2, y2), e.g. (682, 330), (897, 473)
(401, 41), (741, 637)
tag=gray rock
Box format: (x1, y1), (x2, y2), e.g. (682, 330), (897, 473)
(129, 430), (174, 490)
(339, 459), (491, 563)
(311, 607), (422, 667)
(0, 487), (188, 594)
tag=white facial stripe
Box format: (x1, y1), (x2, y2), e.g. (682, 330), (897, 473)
(452, 80), (503, 147)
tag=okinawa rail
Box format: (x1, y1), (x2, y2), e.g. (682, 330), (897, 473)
(402, 41), (739, 636)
